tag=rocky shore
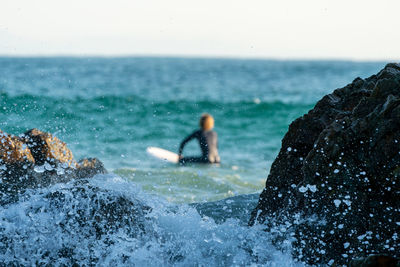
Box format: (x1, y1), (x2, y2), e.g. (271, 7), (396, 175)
(250, 63), (400, 265)
(0, 128), (153, 264)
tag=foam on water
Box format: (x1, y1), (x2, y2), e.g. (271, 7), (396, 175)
(114, 165), (264, 203)
(0, 174), (303, 266)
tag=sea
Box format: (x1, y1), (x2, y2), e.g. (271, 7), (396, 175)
(0, 57), (386, 265)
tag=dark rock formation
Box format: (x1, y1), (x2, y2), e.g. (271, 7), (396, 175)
(0, 128), (107, 205)
(249, 63), (400, 265)
(0, 179), (153, 265)
(349, 255), (399, 267)
(76, 158), (107, 178)
(44, 180), (151, 238)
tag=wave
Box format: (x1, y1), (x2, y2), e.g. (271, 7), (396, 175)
(0, 92), (313, 130)
(0, 173), (303, 266)
(0, 91), (310, 174)
(0, 91), (313, 105)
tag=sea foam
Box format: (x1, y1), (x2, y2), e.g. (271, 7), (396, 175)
(0, 174), (302, 266)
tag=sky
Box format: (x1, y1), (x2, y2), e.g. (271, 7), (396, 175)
(1, 0), (399, 60)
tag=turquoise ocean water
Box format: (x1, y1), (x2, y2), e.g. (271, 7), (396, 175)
(0, 57), (386, 265)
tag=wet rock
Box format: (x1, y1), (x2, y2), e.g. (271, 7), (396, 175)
(0, 128), (147, 265)
(349, 255), (399, 267)
(44, 180), (151, 238)
(0, 129), (108, 205)
(0, 179), (153, 265)
(249, 63), (400, 265)
(76, 158), (107, 178)
(0, 130), (35, 165)
(0, 130), (36, 203)
(23, 128), (76, 168)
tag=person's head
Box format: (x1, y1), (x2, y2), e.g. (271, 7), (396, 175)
(199, 113), (214, 131)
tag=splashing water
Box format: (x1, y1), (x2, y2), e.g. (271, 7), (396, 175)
(0, 174), (304, 266)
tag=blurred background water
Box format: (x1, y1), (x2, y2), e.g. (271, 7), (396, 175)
(0, 57), (386, 203)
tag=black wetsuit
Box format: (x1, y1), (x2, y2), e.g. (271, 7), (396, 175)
(178, 130), (220, 164)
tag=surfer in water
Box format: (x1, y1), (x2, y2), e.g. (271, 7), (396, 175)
(178, 113), (220, 164)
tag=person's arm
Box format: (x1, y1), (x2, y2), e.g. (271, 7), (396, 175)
(178, 131), (199, 156)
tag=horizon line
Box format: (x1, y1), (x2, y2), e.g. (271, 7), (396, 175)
(0, 53), (397, 63)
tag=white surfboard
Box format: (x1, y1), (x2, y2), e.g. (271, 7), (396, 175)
(146, 147), (179, 163)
